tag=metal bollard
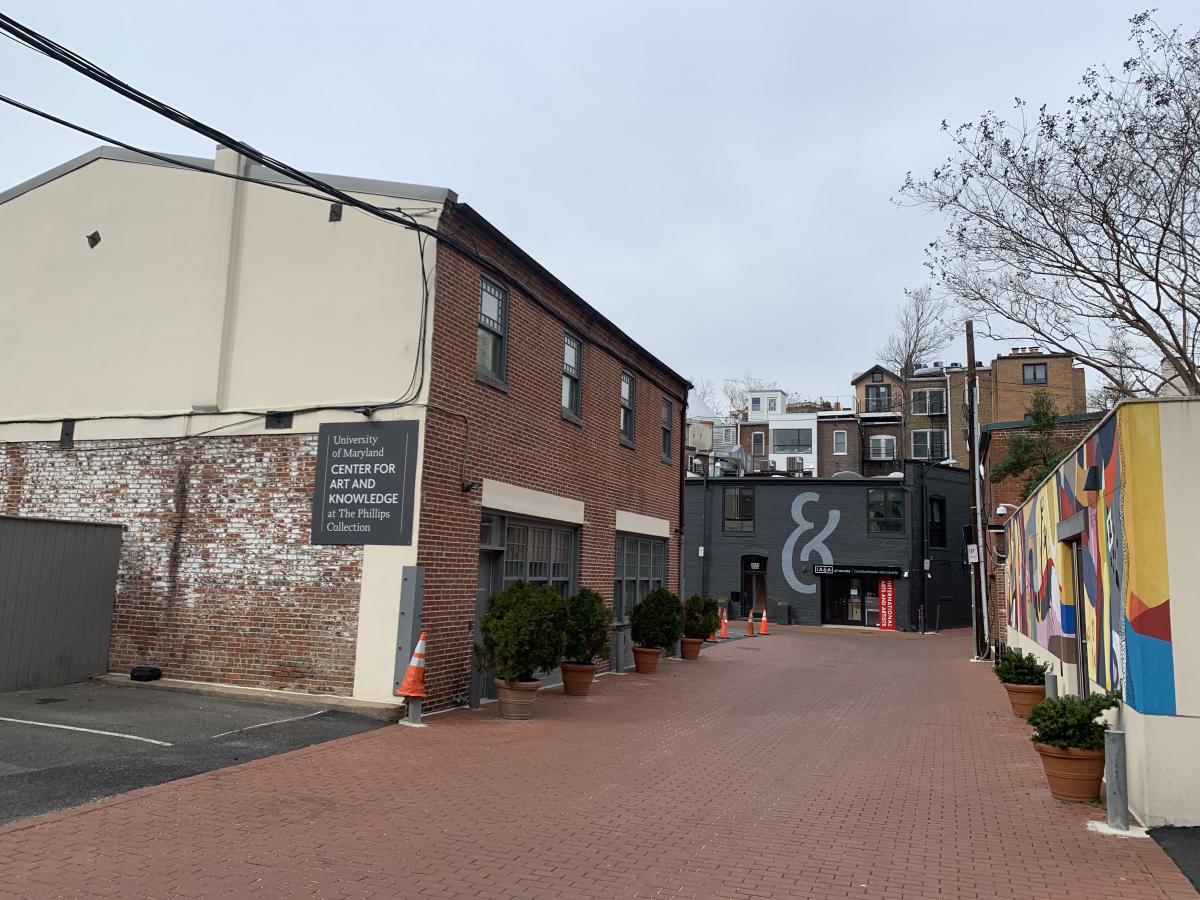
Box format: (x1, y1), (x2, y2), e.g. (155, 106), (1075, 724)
(406, 697), (423, 726)
(1044, 672), (1059, 699)
(1106, 730), (1129, 831)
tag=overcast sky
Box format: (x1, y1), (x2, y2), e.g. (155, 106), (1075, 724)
(2, 2), (1194, 404)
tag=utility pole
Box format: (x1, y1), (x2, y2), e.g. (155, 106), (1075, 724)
(964, 321), (989, 659)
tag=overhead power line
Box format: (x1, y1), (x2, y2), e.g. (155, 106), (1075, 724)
(0, 11), (689, 404)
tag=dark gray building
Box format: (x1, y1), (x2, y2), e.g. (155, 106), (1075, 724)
(684, 462), (971, 632)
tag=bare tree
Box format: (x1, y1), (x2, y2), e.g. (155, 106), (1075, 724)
(690, 377), (720, 414)
(876, 286), (955, 383)
(900, 13), (1200, 397)
(722, 373), (778, 417)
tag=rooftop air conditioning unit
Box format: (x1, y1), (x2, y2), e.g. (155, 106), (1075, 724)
(787, 456), (803, 474)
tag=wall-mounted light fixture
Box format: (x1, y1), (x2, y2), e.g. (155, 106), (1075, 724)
(86, 231), (101, 249)
(328, 202), (343, 222)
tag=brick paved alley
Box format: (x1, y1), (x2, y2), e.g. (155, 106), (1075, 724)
(0, 628), (1193, 899)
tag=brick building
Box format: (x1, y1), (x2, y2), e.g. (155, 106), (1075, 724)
(0, 146), (688, 710)
(947, 348), (1087, 467)
(816, 411), (860, 475)
(850, 365), (904, 477)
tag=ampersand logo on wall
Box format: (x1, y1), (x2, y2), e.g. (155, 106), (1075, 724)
(782, 492), (840, 594)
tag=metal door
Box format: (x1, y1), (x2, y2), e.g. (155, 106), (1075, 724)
(0, 517), (122, 691)
(471, 549), (501, 706)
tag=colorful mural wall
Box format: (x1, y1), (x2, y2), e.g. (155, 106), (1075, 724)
(1006, 404), (1175, 715)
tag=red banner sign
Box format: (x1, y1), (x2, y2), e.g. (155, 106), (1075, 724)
(879, 578), (895, 631)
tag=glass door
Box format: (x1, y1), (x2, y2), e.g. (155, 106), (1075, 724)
(846, 577), (864, 625)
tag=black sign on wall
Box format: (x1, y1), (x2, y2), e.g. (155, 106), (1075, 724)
(812, 563), (903, 577)
(311, 421), (419, 545)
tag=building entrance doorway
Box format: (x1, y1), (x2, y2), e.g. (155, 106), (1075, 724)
(740, 555), (768, 618)
(821, 576), (880, 627)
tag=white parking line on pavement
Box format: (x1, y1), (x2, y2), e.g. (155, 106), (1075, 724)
(0, 716), (173, 746)
(209, 709), (328, 739)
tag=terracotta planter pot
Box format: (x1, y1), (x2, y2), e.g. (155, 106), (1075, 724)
(1034, 742), (1105, 801)
(680, 637), (703, 660)
(560, 662), (597, 697)
(495, 677), (540, 719)
(1002, 682), (1046, 718)
(632, 646), (661, 674)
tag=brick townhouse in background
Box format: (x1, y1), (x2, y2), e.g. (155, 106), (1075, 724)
(0, 146), (688, 710)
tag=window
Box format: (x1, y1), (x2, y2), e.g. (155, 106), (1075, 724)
(751, 397), (761, 413)
(562, 333), (581, 419)
(912, 429), (948, 460)
(751, 431), (765, 456)
(868, 435), (895, 460)
(613, 536), (665, 621)
(714, 425), (737, 448)
(929, 497), (947, 548)
(503, 521), (575, 595)
(833, 430), (848, 455)
(871, 372), (883, 382)
(661, 398), (673, 460)
(1023, 363), (1048, 385)
(620, 372), (635, 444)
(723, 486), (755, 532)
(911, 388), (946, 415)
(868, 488), (905, 533)
(772, 428), (813, 454)
(476, 278), (507, 383)
(768, 398), (778, 412)
(865, 384), (891, 412)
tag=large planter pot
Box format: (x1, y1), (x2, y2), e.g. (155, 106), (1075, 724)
(680, 637), (703, 660)
(495, 677), (540, 719)
(632, 646), (661, 674)
(1034, 742), (1105, 801)
(560, 662), (597, 697)
(1002, 682), (1046, 718)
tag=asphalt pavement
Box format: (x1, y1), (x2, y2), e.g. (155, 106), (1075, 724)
(0, 680), (384, 825)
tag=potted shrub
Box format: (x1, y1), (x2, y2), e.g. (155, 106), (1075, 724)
(629, 587), (684, 674)
(775, 599), (791, 626)
(474, 581), (566, 719)
(681, 595), (719, 660)
(993, 647), (1051, 717)
(560, 587), (611, 697)
(1028, 692), (1120, 801)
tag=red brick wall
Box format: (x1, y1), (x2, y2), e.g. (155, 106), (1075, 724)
(416, 205), (688, 709)
(739, 422), (769, 465)
(817, 418), (860, 475)
(0, 436), (361, 694)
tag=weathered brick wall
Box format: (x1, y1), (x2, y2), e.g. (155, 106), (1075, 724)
(817, 418), (860, 475)
(859, 420), (902, 478)
(416, 205), (687, 709)
(990, 354), (1086, 422)
(0, 435), (362, 694)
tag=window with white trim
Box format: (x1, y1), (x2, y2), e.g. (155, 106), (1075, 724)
(751, 397), (761, 413)
(868, 435), (895, 460)
(768, 398), (778, 412)
(911, 388), (946, 415)
(912, 429), (947, 460)
(751, 431), (765, 456)
(833, 430), (848, 455)
(476, 278), (507, 383)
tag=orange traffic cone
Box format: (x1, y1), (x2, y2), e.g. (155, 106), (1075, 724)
(759, 608), (770, 636)
(746, 611), (756, 637)
(719, 608), (730, 640)
(396, 631), (427, 698)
